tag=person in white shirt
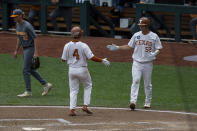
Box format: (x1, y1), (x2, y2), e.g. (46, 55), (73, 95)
(107, 17), (162, 110)
(61, 26), (110, 116)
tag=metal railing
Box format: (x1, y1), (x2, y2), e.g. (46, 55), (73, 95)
(135, 3), (197, 41)
(0, 0), (114, 37)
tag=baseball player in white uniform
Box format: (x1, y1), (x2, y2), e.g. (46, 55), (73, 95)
(107, 17), (162, 110)
(61, 26), (110, 116)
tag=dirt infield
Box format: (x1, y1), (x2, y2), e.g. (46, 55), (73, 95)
(1, 32), (197, 131)
(0, 106), (197, 131)
(1, 32), (197, 67)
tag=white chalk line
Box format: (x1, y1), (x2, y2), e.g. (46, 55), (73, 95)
(0, 118), (70, 124)
(57, 118), (72, 124)
(22, 127), (45, 131)
(141, 128), (165, 131)
(0, 118), (71, 128)
(135, 122), (152, 124)
(68, 122), (127, 126)
(0, 118), (127, 126)
(0, 105), (197, 116)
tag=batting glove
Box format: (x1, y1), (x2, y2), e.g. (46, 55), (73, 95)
(106, 44), (119, 51)
(102, 58), (110, 66)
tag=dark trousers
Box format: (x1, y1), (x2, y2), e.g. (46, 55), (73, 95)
(190, 17), (197, 40)
(50, 7), (72, 32)
(28, 8), (40, 27)
(23, 47), (46, 91)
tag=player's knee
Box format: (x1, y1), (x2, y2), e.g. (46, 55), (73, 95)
(145, 84), (152, 89)
(133, 79), (140, 85)
(86, 84), (92, 89)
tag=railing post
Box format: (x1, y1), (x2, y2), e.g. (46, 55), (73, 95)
(2, 2), (8, 31)
(135, 4), (143, 33)
(40, 0), (47, 34)
(80, 1), (90, 36)
(175, 12), (181, 42)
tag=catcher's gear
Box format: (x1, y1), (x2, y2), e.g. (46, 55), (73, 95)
(138, 17), (150, 26)
(102, 58), (110, 66)
(106, 44), (119, 51)
(31, 56), (40, 69)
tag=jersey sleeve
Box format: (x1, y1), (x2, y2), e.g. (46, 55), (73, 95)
(83, 44), (94, 59)
(128, 34), (136, 48)
(155, 35), (163, 50)
(61, 44), (69, 60)
(26, 23), (37, 39)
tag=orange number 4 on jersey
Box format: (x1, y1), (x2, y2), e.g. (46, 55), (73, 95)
(73, 49), (79, 60)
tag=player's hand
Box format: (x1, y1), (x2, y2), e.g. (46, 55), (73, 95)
(34, 52), (39, 57)
(106, 44), (119, 51)
(13, 51), (17, 59)
(150, 52), (155, 57)
(102, 58), (110, 66)
(150, 50), (160, 57)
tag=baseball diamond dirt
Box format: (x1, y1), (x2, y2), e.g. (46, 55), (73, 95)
(0, 32), (197, 131)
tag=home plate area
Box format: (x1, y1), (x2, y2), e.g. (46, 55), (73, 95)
(0, 106), (197, 131)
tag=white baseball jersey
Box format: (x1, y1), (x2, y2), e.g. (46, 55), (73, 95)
(61, 40), (94, 109)
(128, 31), (162, 63)
(61, 41), (94, 68)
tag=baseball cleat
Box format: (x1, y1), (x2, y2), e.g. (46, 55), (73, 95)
(144, 106), (151, 109)
(69, 109), (76, 116)
(144, 104), (151, 109)
(17, 91), (32, 97)
(144, 103), (151, 109)
(130, 103), (136, 111)
(42, 83), (52, 96)
(82, 105), (93, 114)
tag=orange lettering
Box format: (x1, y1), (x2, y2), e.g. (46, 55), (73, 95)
(73, 49), (79, 60)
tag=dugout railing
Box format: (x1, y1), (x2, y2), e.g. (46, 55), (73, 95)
(0, 0), (114, 37)
(1, 1), (197, 41)
(135, 3), (197, 42)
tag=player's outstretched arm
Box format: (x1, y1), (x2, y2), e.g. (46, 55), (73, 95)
(106, 44), (119, 51)
(102, 58), (110, 66)
(91, 56), (110, 66)
(151, 49), (160, 57)
(106, 44), (131, 51)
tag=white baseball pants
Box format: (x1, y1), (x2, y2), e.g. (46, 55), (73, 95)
(69, 67), (92, 109)
(130, 60), (153, 106)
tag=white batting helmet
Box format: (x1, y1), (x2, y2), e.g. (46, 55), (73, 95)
(138, 17), (150, 26)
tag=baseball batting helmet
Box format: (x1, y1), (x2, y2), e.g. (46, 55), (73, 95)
(138, 17), (150, 26)
(71, 26), (83, 38)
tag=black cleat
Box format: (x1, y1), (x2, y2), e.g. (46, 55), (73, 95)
(130, 103), (136, 111)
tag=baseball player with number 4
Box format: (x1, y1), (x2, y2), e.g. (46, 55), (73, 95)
(61, 26), (110, 116)
(107, 17), (162, 110)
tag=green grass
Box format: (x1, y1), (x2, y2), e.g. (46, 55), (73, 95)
(0, 54), (197, 112)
